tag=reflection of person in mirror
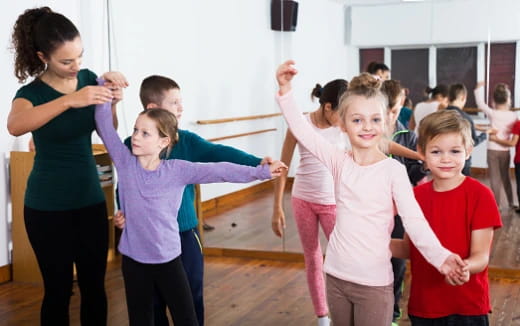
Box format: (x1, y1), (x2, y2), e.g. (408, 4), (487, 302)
(392, 109), (502, 326)
(366, 61), (390, 81)
(445, 83), (487, 176)
(276, 60), (466, 326)
(409, 84), (449, 133)
(95, 84), (287, 326)
(381, 79), (427, 325)
(112, 75), (274, 326)
(8, 6), (127, 325)
(272, 79), (349, 326)
(474, 81), (518, 209)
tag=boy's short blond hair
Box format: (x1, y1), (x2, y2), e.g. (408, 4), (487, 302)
(417, 110), (473, 153)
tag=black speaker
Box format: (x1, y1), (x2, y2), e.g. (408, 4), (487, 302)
(271, 0), (298, 32)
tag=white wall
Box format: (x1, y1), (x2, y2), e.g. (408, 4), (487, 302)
(349, 0), (520, 47)
(0, 0), (350, 266)
(106, 0), (351, 200)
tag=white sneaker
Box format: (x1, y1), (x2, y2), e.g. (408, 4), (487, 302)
(318, 316), (330, 326)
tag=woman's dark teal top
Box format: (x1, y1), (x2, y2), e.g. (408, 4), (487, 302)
(14, 69), (105, 211)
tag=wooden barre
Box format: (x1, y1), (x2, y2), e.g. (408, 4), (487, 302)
(197, 113), (282, 125)
(207, 128), (277, 142)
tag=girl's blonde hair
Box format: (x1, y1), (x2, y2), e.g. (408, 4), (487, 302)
(417, 110), (472, 153)
(139, 108), (179, 158)
(339, 73), (389, 151)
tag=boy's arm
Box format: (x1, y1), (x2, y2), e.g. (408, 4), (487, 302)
(389, 142), (423, 161)
(466, 227), (494, 274)
(185, 130), (261, 166)
(390, 233), (410, 259)
(490, 134), (519, 147)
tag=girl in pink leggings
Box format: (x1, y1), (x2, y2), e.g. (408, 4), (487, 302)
(272, 79), (349, 326)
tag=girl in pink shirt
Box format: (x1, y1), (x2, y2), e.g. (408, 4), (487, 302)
(275, 60), (466, 326)
(272, 79), (349, 326)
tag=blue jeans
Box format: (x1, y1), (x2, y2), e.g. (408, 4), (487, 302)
(154, 228), (204, 326)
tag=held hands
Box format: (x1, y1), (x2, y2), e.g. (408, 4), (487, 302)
(113, 210), (126, 229)
(438, 254), (468, 285)
(445, 259), (470, 286)
(268, 160), (288, 178)
(271, 207), (286, 237)
(69, 86), (114, 108)
(276, 60), (298, 96)
(102, 71), (128, 106)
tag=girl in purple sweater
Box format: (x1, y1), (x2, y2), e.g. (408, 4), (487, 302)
(95, 93), (286, 326)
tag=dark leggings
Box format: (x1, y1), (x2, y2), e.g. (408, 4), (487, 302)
(154, 228), (204, 326)
(24, 202), (108, 326)
(122, 255), (198, 326)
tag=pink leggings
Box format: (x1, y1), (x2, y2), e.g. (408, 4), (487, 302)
(291, 196), (336, 317)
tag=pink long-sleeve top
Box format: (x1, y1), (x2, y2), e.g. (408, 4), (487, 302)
(474, 86), (517, 151)
(277, 90), (452, 286)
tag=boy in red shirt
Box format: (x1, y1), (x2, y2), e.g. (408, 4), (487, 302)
(392, 110), (502, 325)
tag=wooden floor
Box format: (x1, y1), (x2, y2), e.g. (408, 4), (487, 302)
(1, 256), (520, 325)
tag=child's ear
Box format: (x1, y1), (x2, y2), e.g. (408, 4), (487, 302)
(465, 145), (474, 160)
(324, 103), (332, 112)
(146, 103), (159, 109)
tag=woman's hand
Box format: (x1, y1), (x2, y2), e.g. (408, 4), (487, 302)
(101, 71), (129, 89)
(276, 60), (298, 96)
(268, 160), (288, 177)
(67, 86), (114, 108)
(271, 207), (286, 237)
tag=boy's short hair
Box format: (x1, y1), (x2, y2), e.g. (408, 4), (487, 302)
(139, 75), (180, 108)
(417, 110), (473, 153)
(448, 83), (467, 102)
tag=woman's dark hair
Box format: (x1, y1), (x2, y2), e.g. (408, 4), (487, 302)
(366, 61), (390, 75)
(310, 79), (349, 111)
(11, 7), (80, 82)
(448, 83), (467, 102)
(425, 84), (448, 99)
(493, 83), (511, 105)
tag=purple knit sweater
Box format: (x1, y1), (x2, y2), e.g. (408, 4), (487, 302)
(95, 100), (271, 263)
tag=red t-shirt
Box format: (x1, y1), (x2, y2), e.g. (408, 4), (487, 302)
(409, 177), (502, 318)
(511, 120), (520, 163)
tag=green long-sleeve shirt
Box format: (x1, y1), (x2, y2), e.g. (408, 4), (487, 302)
(124, 129), (261, 231)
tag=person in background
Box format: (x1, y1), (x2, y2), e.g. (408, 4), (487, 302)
(381, 79), (427, 326)
(474, 81), (517, 209)
(445, 83), (487, 176)
(367, 61), (391, 81)
(398, 88), (413, 128)
(409, 84), (449, 133)
(8, 6), (127, 325)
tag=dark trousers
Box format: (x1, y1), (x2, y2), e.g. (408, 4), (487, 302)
(122, 255), (198, 326)
(154, 228), (204, 326)
(391, 215), (406, 321)
(24, 202), (108, 326)
(409, 314), (489, 326)
(515, 163), (520, 206)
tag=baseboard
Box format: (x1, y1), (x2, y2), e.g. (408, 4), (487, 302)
(202, 177), (294, 218)
(470, 167), (515, 177)
(0, 264), (11, 284)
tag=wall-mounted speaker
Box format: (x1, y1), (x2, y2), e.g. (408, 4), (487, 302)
(270, 0), (298, 32)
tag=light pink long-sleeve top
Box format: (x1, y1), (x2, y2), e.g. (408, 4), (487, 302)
(474, 86), (517, 151)
(277, 91), (452, 286)
(292, 114), (348, 205)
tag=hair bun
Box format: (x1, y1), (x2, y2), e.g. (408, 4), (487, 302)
(311, 83), (323, 99)
(348, 73), (381, 92)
